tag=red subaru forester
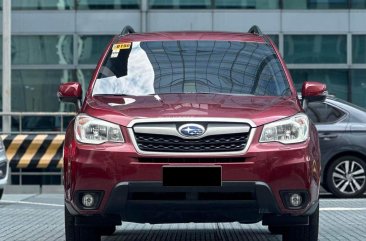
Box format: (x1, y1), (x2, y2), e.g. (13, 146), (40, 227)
(59, 26), (326, 241)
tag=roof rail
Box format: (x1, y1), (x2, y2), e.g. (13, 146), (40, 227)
(248, 25), (263, 35)
(120, 25), (136, 36)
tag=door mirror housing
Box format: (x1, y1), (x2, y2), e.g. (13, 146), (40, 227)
(301, 81), (327, 110)
(58, 82), (82, 110)
(301, 81), (327, 102)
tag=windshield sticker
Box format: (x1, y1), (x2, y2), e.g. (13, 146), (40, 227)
(111, 43), (132, 58)
(112, 43), (131, 51)
(111, 51), (119, 58)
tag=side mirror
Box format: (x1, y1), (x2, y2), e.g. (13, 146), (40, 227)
(58, 82), (82, 110)
(301, 81), (327, 102)
(301, 81), (327, 109)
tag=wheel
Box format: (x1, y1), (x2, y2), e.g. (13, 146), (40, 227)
(268, 225), (285, 234)
(65, 205), (101, 241)
(326, 156), (366, 198)
(0, 189), (3, 200)
(98, 226), (116, 236)
(282, 205), (319, 241)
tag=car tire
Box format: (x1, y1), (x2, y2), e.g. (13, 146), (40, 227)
(98, 226), (116, 236)
(65, 205), (101, 241)
(282, 205), (319, 241)
(326, 156), (366, 198)
(268, 225), (285, 234)
(0, 189), (3, 200)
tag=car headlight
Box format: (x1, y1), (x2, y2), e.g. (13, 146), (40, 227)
(74, 114), (124, 144)
(259, 113), (309, 144)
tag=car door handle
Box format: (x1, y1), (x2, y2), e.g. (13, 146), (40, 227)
(318, 134), (338, 139)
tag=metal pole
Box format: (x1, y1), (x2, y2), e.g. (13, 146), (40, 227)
(141, 0), (148, 32)
(2, 0), (12, 133)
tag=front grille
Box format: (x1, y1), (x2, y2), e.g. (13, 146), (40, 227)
(139, 157), (245, 163)
(134, 133), (249, 152)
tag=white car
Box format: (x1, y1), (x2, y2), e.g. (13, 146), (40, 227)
(0, 138), (8, 199)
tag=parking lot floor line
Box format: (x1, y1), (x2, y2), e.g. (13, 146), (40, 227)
(0, 199), (64, 207)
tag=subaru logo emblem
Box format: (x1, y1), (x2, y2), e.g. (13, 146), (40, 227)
(179, 124), (205, 138)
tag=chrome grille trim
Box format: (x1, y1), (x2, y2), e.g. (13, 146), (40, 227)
(133, 123), (250, 139)
(138, 157), (245, 163)
(127, 118), (256, 156)
(127, 117), (256, 128)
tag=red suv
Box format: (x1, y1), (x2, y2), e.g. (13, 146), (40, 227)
(59, 26), (326, 241)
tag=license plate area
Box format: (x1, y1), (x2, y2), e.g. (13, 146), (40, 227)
(163, 166), (222, 187)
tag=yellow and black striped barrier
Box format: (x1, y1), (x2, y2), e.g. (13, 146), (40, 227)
(1, 134), (64, 169)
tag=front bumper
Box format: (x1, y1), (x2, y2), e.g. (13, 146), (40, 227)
(0, 151), (9, 187)
(66, 181), (318, 226)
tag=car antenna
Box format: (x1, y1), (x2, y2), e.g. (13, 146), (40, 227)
(120, 25), (136, 36)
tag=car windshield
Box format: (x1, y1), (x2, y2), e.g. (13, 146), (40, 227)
(93, 40), (290, 96)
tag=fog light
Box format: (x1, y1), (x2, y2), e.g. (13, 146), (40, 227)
(77, 191), (103, 209)
(82, 194), (95, 208)
(0, 170), (3, 178)
(280, 190), (308, 209)
(289, 193), (303, 207)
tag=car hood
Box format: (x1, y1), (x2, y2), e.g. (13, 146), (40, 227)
(83, 93), (301, 127)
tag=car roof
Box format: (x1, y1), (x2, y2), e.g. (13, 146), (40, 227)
(116, 32), (267, 43)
